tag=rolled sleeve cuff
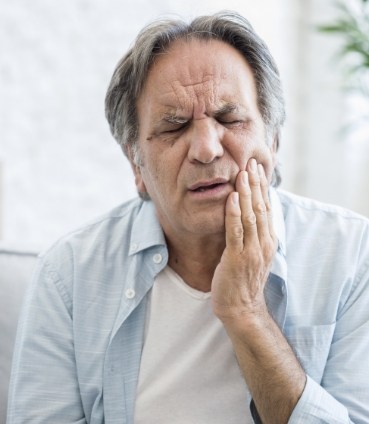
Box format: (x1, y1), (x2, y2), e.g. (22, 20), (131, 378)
(289, 375), (351, 423)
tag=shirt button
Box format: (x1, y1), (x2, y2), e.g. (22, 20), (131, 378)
(153, 253), (162, 264)
(130, 243), (138, 252)
(125, 288), (135, 299)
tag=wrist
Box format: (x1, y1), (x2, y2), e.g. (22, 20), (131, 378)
(216, 302), (271, 338)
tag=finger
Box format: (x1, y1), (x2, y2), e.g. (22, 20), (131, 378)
(225, 192), (244, 253)
(236, 171), (258, 241)
(247, 159), (270, 243)
(258, 164), (275, 240)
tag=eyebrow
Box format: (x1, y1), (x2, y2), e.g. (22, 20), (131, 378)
(158, 102), (244, 125)
(161, 114), (189, 125)
(213, 103), (240, 118)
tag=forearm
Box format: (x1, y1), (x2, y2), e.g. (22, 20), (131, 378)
(222, 308), (306, 424)
(212, 164), (302, 422)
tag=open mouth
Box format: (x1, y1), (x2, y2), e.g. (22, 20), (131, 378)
(188, 179), (229, 197)
(192, 183), (224, 192)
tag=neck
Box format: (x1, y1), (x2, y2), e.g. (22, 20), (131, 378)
(165, 232), (225, 293)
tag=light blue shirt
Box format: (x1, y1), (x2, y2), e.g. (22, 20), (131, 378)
(7, 189), (369, 423)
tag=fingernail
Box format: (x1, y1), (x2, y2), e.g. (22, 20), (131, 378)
(242, 171), (248, 185)
(250, 158), (257, 172)
(232, 192), (239, 205)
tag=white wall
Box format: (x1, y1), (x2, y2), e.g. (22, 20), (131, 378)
(284, 0), (369, 215)
(1, 0), (368, 250)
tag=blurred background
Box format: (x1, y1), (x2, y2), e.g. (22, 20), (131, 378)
(1, 0), (369, 250)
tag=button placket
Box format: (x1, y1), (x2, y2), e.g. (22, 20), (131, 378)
(125, 288), (136, 299)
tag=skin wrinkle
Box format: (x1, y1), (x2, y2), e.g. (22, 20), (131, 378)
(148, 103), (259, 151)
(157, 103), (249, 131)
(160, 42), (222, 113)
(170, 79), (217, 119)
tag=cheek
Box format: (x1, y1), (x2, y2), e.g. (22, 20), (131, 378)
(253, 151), (275, 182)
(141, 155), (177, 199)
(142, 163), (160, 192)
(146, 141), (187, 184)
(230, 137), (275, 179)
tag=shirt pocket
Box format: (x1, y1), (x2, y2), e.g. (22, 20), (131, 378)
(283, 323), (336, 383)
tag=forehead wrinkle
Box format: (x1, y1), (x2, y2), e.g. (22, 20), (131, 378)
(168, 74), (219, 117)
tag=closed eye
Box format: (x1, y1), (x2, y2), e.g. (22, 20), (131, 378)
(162, 123), (188, 133)
(217, 119), (244, 127)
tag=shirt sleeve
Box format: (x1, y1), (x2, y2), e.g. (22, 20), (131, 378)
(289, 253), (369, 423)
(7, 257), (87, 423)
(289, 375), (352, 423)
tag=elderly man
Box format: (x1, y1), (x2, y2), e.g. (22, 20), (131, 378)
(7, 11), (369, 424)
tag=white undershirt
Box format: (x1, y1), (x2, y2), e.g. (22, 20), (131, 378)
(133, 266), (253, 423)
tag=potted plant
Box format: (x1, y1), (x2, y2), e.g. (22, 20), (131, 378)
(319, 0), (369, 95)
(319, 0), (369, 138)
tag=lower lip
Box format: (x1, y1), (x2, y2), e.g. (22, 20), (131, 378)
(187, 183), (231, 200)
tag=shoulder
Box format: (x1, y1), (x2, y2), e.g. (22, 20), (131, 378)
(278, 189), (369, 227)
(41, 198), (142, 255)
(36, 197), (146, 281)
(277, 189), (369, 263)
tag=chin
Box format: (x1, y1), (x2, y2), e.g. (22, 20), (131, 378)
(186, 214), (226, 236)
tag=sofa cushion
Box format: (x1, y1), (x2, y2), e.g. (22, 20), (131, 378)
(0, 247), (38, 423)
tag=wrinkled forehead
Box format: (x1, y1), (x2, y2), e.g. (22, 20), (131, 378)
(139, 38), (258, 115)
(148, 37), (250, 84)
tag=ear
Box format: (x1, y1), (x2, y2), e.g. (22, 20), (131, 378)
(126, 145), (147, 195)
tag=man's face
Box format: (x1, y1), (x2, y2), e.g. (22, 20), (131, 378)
(133, 38), (276, 239)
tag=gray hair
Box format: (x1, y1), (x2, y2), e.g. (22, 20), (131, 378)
(105, 10), (285, 186)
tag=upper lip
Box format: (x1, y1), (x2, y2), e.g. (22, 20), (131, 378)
(188, 178), (229, 191)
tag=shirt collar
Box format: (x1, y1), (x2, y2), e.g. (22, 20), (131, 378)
(269, 188), (287, 282)
(129, 199), (167, 255)
(265, 188), (288, 329)
(128, 193), (288, 327)
(129, 190), (286, 258)
(270, 187), (286, 257)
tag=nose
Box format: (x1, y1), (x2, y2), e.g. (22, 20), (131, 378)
(187, 119), (224, 164)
